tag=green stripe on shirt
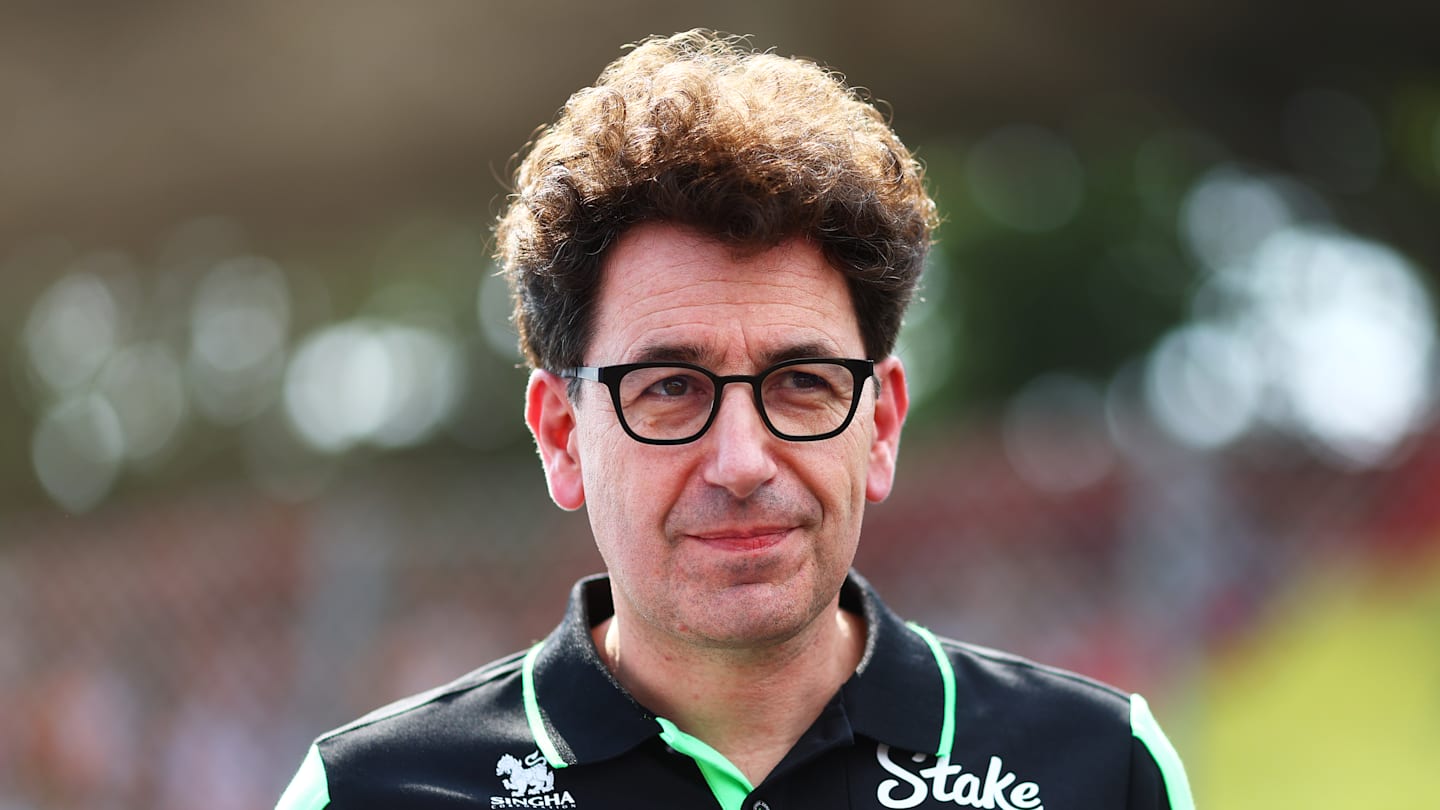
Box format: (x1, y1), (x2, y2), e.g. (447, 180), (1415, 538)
(906, 621), (957, 759)
(276, 744), (330, 810)
(656, 716), (754, 810)
(1130, 693), (1195, 810)
(523, 640), (568, 769)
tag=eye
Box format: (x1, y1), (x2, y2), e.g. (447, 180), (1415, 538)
(637, 370), (708, 399)
(619, 367), (712, 406)
(776, 370), (832, 391)
(654, 376), (691, 397)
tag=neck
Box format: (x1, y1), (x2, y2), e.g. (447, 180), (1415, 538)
(590, 597), (865, 787)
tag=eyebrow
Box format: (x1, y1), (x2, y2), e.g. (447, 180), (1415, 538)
(627, 341), (837, 369)
(630, 342), (708, 365)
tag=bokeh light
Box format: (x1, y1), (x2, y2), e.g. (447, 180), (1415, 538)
(31, 394), (126, 512)
(97, 342), (188, 464)
(282, 320), (463, 453)
(1247, 226), (1436, 465)
(895, 247), (957, 414)
(1003, 373), (1115, 493)
(477, 269), (520, 362)
(187, 255), (292, 425)
(1151, 199), (1437, 466)
(23, 262), (128, 395)
(1180, 166), (1295, 273)
(1143, 323), (1265, 450)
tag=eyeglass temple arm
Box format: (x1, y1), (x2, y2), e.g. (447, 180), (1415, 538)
(558, 367), (601, 382)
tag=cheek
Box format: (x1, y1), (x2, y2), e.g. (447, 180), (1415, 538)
(830, 429), (874, 496)
(784, 439), (869, 525)
(580, 432), (683, 532)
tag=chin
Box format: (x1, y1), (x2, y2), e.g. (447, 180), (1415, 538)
(676, 579), (827, 648)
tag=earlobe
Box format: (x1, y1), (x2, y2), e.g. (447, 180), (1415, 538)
(525, 370), (586, 511)
(865, 356), (909, 503)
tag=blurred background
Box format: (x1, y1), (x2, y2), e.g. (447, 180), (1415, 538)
(4, 1), (1440, 807)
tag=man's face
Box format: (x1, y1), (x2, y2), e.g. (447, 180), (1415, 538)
(526, 221), (907, 650)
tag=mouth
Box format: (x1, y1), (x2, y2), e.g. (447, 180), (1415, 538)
(685, 526), (794, 552)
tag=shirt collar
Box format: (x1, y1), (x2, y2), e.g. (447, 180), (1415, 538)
(529, 571), (948, 766)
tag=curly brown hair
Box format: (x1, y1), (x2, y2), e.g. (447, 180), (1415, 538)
(496, 30), (937, 373)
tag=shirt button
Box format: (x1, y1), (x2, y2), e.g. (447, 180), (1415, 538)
(753, 801), (770, 810)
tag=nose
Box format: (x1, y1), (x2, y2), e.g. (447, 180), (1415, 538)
(700, 383), (778, 499)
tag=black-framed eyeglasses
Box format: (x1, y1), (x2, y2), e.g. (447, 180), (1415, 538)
(560, 358), (875, 445)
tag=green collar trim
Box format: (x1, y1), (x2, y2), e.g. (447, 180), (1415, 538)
(905, 621), (957, 758)
(522, 640), (568, 769)
(522, 611), (960, 794)
(656, 717), (754, 810)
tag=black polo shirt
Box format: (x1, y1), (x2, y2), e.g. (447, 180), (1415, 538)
(277, 572), (1193, 810)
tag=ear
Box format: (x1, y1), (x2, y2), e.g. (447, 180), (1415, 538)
(525, 369), (585, 511)
(865, 355), (910, 503)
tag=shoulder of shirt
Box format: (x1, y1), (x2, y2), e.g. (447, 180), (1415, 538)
(928, 636), (1192, 809)
(937, 635), (1131, 708)
(316, 647), (528, 744)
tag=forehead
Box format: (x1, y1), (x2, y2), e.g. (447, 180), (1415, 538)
(588, 223), (863, 366)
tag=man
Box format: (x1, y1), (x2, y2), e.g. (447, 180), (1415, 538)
(278, 30), (1194, 810)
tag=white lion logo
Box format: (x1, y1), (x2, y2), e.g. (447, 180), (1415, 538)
(496, 752), (555, 797)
